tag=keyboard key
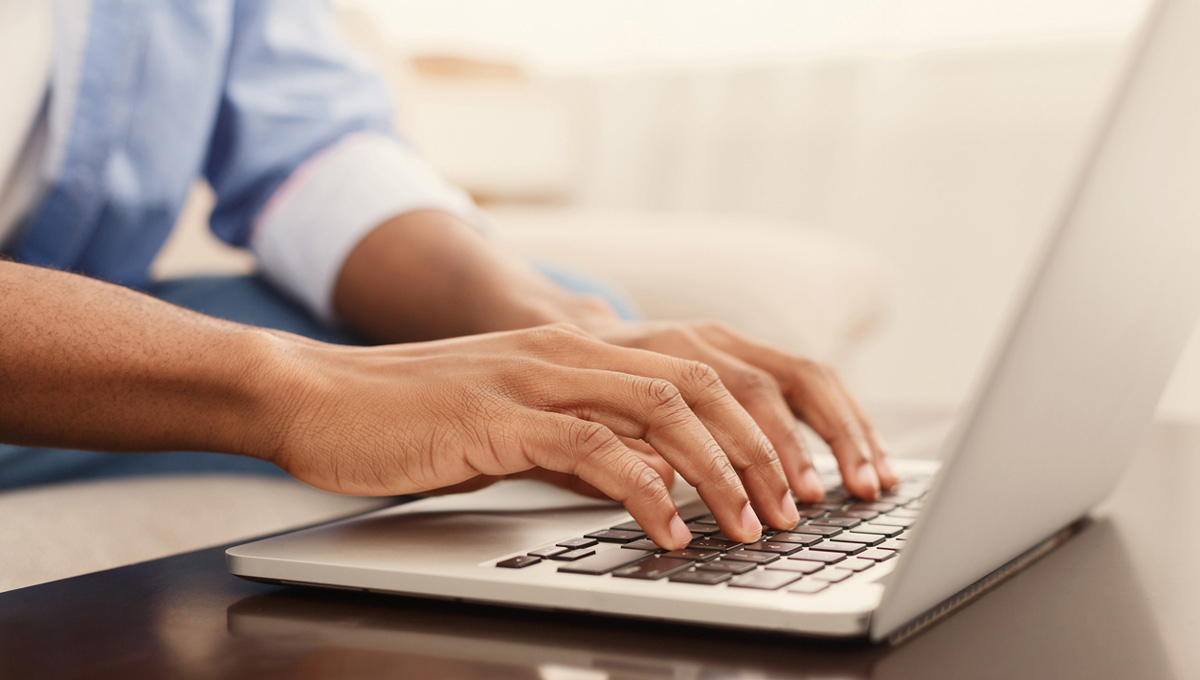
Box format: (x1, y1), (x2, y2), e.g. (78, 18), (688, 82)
(729, 570), (802, 591)
(722, 549), (780, 565)
(621, 538), (664, 552)
(853, 523), (904, 537)
(819, 489), (851, 502)
(670, 569), (732, 585)
(839, 558), (876, 572)
(856, 548), (898, 562)
(610, 520), (644, 532)
(557, 537), (598, 550)
(826, 490), (852, 503)
(878, 539), (905, 551)
(771, 532), (824, 546)
(831, 509), (879, 520)
(809, 516), (861, 528)
(812, 568), (853, 583)
(789, 550), (846, 564)
(871, 516), (916, 528)
(797, 508), (827, 519)
(662, 548), (720, 562)
(558, 549), (649, 575)
(528, 546), (569, 559)
(766, 560), (825, 574)
(685, 522), (719, 536)
(808, 541), (866, 555)
(688, 537), (744, 552)
(879, 491), (920, 504)
(496, 555), (541, 569)
(848, 501), (897, 512)
(789, 525), (843, 537)
(742, 541), (803, 555)
(789, 580), (829, 595)
(550, 547), (597, 561)
(614, 556), (695, 580)
(697, 559), (756, 575)
(586, 529), (645, 543)
(888, 508), (921, 519)
(832, 532), (885, 546)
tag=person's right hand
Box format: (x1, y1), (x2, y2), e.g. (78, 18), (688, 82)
(257, 323), (801, 550)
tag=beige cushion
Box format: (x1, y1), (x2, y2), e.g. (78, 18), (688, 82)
(491, 207), (885, 362)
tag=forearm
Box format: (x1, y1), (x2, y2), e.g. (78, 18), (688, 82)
(332, 210), (618, 343)
(0, 261), (280, 456)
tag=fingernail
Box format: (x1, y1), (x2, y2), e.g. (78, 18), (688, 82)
(858, 463), (881, 500)
(779, 491), (800, 527)
(799, 468), (825, 502)
(740, 502), (762, 540)
(668, 514), (692, 549)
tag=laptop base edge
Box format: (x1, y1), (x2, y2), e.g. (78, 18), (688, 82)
(877, 517), (1088, 646)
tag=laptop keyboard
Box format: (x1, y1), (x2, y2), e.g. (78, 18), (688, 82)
(494, 472), (932, 596)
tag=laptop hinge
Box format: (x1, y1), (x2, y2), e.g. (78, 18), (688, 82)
(881, 519), (1086, 646)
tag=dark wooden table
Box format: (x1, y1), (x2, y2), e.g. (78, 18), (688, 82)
(3, 419), (1198, 679)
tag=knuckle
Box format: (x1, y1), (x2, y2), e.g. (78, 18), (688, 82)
(827, 413), (867, 450)
(564, 420), (615, 462)
(662, 322), (702, 345)
(697, 319), (733, 335)
(732, 367), (779, 397)
(699, 443), (737, 482)
(629, 465), (667, 502)
(797, 357), (832, 378)
(750, 433), (781, 465)
(523, 323), (590, 348)
(679, 359), (723, 392)
(642, 378), (685, 411)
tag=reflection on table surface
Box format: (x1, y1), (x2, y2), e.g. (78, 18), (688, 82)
(225, 518), (1176, 680)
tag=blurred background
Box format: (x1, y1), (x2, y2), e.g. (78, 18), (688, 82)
(165, 0), (1200, 420)
(18, 0), (1195, 594)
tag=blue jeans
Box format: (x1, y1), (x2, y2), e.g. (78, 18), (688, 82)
(0, 267), (638, 491)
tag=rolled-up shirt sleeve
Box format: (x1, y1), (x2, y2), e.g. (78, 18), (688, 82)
(203, 0), (482, 324)
(250, 132), (481, 323)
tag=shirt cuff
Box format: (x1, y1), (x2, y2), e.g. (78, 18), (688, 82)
(250, 131), (483, 325)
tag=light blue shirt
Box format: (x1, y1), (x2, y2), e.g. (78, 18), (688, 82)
(7, 0), (478, 321)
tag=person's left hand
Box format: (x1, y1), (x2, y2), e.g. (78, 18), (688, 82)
(584, 319), (899, 502)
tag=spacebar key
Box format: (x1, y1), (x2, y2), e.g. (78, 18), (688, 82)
(558, 548), (650, 575)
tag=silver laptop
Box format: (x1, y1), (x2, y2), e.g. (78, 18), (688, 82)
(227, 0), (1200, 644)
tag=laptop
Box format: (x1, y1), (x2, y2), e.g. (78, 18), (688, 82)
(226, 521), (1170, 678)
(227, 0), (1200, 644)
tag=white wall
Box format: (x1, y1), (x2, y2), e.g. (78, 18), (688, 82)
(344, 0), (1145, 70)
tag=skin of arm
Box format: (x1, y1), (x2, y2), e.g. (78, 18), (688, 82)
(0, 207), (894, 550)
(0, 260), (278, 456)
(0, 258), (803, 549)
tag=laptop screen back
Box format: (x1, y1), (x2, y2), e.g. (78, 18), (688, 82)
(872, 0), (1200, 641)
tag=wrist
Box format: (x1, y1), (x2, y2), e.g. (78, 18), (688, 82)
(335, 209), (623, 340)
(465, 269), (614, 331)
(210, 328), (314, 463)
